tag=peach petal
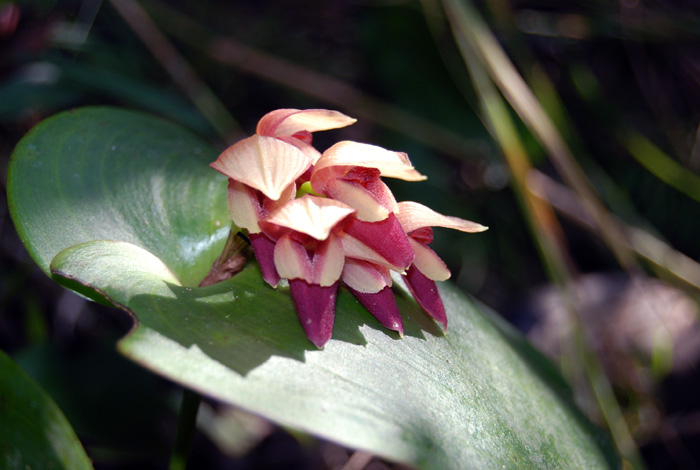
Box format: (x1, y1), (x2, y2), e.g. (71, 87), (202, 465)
(408, 238), (451, 282)
(227, 179), (262, 233)
(313, 141), (427, 182)
(274, 233), (310, 282)
(257, 109), (356, 137)
(325, 179), (392, 222)
(278, 136), (323, 164)
(341, 258), (392, 294)
(315, 234), (345, 287)
(262, 181), (296, 214)
(338, 232), (399, 271)
(262, 195), (355, 241)
(274, 233), (344, 287)
(397, 201), (488, 234)
(210, 135), (312, 200)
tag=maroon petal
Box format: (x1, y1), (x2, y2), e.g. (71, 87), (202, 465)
(402, 265), (447, 330)
(348, 286), (404, 336)
(249, 232), (280, 287)
(343, 213), (414, 271)
(289, 279), (338, 348)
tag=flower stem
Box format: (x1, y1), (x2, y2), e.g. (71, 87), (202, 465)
(199, 223), (249, 287)
(169, 388), (202, 470)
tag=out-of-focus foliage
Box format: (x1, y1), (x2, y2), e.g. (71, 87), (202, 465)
(0, 349), (93, 470)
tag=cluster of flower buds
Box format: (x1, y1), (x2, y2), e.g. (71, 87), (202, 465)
(211, 109), (487, 348)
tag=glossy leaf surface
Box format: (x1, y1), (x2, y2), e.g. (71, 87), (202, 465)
(8, 107), (618, 469)
(8, 107), (230, 287)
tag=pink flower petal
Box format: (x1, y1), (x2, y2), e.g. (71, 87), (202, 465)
(408, 226), (433, 244)
(338, 232), (399, 270)
(227, 179), (262, 233)
(289, 279), (338, 348)
(274, 233), (344, 287)
(348, 286), (404, 336)
(313, 141), (427, 182)
(408, 238), (451, 282)
(341, 214), (414, 272)
(324, 178), (392, 222)
(397, 201), (488, 234)
(227, 179), (296, 234)
(278, 136), (322, 164)
(273, 233), (309, 282)
(256, 109), (356, 137)
(249, 232), (280, 287)
(314, 234), (346, 287)
(402, 265), (447, 331)
(262, 181), (297, 214)
(210, 135), (312, 200)
(341, 258), (392, 294)
(261, 195), (355, 241)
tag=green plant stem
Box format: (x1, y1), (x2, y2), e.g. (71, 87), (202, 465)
(199, 223), (249, 287)
(170, 388), (202, 470)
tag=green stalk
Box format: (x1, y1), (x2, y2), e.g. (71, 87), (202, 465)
(169, 388), (202, 470)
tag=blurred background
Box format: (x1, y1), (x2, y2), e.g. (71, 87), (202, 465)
(2, 0), (700, 468)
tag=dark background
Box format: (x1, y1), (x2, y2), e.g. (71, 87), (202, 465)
(2, 0), (700, 468)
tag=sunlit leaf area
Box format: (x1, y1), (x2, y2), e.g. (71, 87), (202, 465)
(2, 1), (700, 469)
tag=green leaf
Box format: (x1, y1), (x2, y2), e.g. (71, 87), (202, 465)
(0, 349), (93, 470)
(7, 106), (230, 288)
(8, 107), (619, 468)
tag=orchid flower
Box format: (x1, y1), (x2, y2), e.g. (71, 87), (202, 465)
(396, 201), (488, 329)
(210, 108), (487, 348)
(211, 109), (357, 286)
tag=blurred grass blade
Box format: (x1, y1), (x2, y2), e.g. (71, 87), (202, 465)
(439, 1), (645, 467)
(529, 169), (700, 291)
(442, 8), (572, 288)
(142, 0), (478, 162)
(441, 0), (636, 271)
(109, 0), (242, 143)
(623, 131), (700, 204)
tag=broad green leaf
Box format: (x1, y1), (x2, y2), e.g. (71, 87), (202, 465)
(8, 107), (619, 469)
(0, 349), (93, 470)
(7, 106), (230, 288)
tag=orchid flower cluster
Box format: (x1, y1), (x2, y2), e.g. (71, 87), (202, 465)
(210, 109), (487, 348)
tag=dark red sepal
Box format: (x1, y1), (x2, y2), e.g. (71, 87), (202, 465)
(343, 213), (414, 271)
(249, 232), (280, 287)
(348, 286), (404, 336)
(402, 265), (447, 330)
(289, 279), (338, 348)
